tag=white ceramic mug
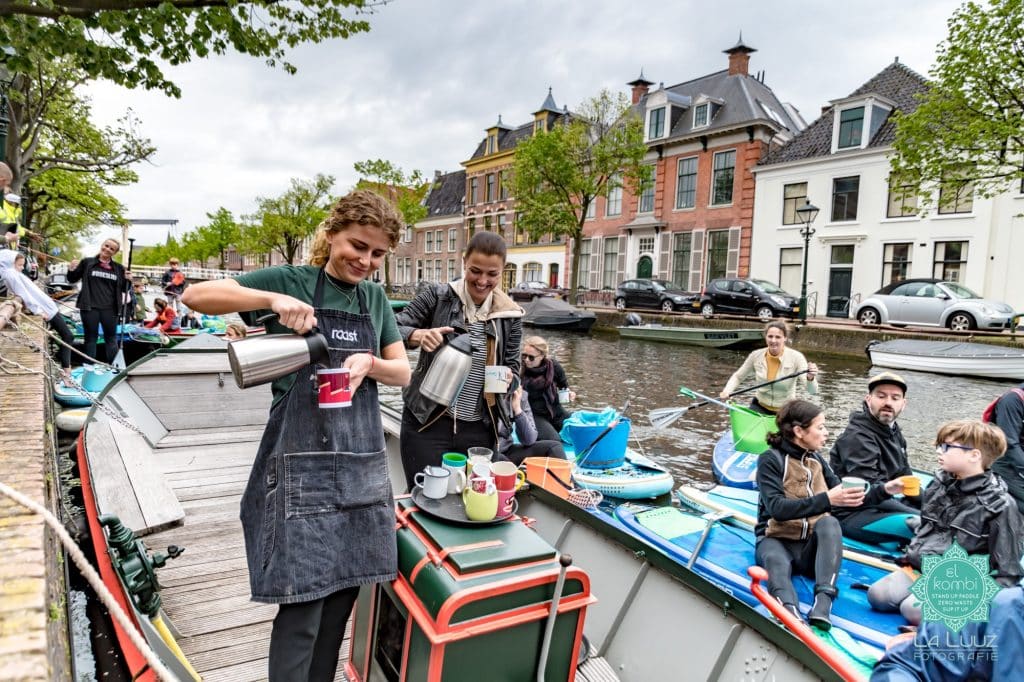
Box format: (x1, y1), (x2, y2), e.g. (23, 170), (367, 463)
(558, 388), (571, 406)
(841, 476), (868, 492)
(414, 466), (450, 499)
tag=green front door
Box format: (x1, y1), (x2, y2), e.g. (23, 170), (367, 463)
(637, 256), (653, 279)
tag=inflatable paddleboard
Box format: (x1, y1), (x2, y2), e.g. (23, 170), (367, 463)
(712, 430), (760, 489)
(567, 448), (674, 499)
(613, 503), (904, 654)
(53, 365), (117, 407)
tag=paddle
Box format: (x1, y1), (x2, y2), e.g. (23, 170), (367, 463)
(575, 400), (629, 468)
(648, 369), (810, 430)
(112, 237), (135, 370)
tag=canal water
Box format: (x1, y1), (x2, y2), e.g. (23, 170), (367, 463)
(385, 330), (1019, 487)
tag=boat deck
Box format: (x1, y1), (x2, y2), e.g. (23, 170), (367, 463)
(92, 352), (618, 681)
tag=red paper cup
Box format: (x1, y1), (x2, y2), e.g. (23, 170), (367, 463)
(317, 367), (351, 408)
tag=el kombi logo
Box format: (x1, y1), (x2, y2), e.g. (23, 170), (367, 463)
(910, 542), (1000, 632)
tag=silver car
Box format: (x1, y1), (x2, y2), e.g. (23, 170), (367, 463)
(854, 278), (1016, 331)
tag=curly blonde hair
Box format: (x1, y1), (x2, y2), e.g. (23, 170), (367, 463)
(308, 190), (403, 267)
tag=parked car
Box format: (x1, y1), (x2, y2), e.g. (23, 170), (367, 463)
(508, 280), (566, 302)
(694, 278), (800, 321)
(614, 279), (697, 312)
(853, 278), (1016, 331)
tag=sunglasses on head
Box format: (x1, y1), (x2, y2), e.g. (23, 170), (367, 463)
(522, 353), (540, 362)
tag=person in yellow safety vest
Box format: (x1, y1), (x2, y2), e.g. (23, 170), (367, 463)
(3, 192), (26, 250)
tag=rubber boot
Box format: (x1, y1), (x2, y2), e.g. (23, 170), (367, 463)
(808, 585), (838, 631)
(775, 598), (801, 625)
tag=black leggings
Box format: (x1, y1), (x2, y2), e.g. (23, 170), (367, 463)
(268, 585), (359, 681)
(755, 515), (842, 607)
(80, 308), (119, 363)
(836, 498), (918, 546)
(501, 440), (566, 465)
(533, 414), (563, 443)
(47, 313), (74, 369)
(399, 408), (494, 491)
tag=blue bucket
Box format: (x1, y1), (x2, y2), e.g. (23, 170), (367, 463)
(565, 416), (630, 470)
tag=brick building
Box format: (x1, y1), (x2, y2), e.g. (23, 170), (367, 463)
(396, 169), (466, 288)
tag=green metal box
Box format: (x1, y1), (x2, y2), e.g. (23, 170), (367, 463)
(346, 496), (594, 682)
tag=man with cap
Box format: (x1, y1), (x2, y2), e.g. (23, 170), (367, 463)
(828, 372), (920, 546)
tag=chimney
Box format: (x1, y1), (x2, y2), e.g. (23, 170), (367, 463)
(627, 71), (654, 105)
(723, 33), (757, 77)
(434, 170), (442, 181)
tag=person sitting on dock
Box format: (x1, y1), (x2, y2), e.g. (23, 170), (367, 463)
(866, 419), (1024, 626)
(755, 399), (866, 630)
(988, 382), (1024, 515)
(496, 376), (566, 465)
(829, 372), (920, 546)
(720, 321), (818, 415)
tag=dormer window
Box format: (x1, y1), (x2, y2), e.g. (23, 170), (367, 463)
(693, 103), (709, 128)
(837, 107), (864, 148)
(534, 119), (545, 134)
(487, 132), (498, 154)
(648, 107), (665, 139)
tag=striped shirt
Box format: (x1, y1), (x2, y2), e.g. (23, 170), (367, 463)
(448, 321), (486, 422)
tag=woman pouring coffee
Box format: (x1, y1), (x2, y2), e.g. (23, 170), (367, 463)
(395, 231), (523, 487)
(182, 190), (410, 681)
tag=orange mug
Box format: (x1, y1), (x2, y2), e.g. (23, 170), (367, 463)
(900, 475), (921, 496)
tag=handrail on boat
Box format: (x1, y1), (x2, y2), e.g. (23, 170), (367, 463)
(747, 566), (865, 682)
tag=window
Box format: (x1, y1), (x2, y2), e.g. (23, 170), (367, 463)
(638, 236), (654, 254)
(606, 176), (622, 216)
(434, 259), (442, 282)
(416, 259), (423, 281)
(486, 173), (495, 202)
(404, 226), (413, 243)
(711, 150), (735, 206)
(487, 133), (497, 154)
(447, 259), (456, 281)
(831, 245), (854, 265)
(524, 262), (542, 282)
(638, 166), (655, 213)
(448, 228), (457, 251)
(831, 176), (860, 221)
(938, 172), (974, 215)
(648, 107), (665, 139)
(694, 103), (709, 128)
(484, 214), (492, 230)
(676, 157), (697, 209)
(602, 238), (619, 288)
(882, 243), (912, 286)
(887, 178), (919, 218)
(534, 119), (544, 133)
(579, 239), (591, 285)
(706, 230), (730, 280)
(779, 247), (802, 294)
(467, 216), (476, 236)
(469, 178), (479, 204)
(499, 171), (509, 200)
(425, 231), (433, 253)
(585, 201), (595, 219)
(782, 182), (808, 225)
(933, 241), (968, 281)
(435, 230), (443, 252)
(671, 234), (691, 288)
(837, 107), (864, 149)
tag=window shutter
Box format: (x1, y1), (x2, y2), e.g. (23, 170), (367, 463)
(659, 232), (671, 278)
(617, 235), (627, 283)
(725, 226), (742, 277)
(589, 237), (601, 290)
(689, 230), (705, 291)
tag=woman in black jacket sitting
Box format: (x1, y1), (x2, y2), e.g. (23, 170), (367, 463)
(521, 335), (575, 442)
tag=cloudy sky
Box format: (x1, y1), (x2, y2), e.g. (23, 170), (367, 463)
(82, 0), (964, 254)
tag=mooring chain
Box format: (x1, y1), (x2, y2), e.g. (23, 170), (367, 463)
(58, 372), (144, 435)
(12, 314), (119, 370)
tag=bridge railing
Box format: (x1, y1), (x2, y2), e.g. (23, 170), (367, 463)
(49, 263), (243, 281)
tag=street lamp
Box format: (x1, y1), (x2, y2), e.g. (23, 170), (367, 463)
(795, 199), (819, 324)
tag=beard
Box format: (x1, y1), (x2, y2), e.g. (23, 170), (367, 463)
(873, 408), (898, 425)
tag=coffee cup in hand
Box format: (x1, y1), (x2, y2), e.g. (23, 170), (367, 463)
(841, 476), (869, 492)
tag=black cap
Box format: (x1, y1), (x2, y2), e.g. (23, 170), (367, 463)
(868, 371), (907, 394)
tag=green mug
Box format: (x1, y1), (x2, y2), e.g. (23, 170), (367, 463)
(462, 487), (498, 522)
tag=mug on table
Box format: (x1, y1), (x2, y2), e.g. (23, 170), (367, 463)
(442, 452), (468, 494)
(490, 461), (525, 491)
(414, 465), (450, 500)
(463, 487), (498, 522)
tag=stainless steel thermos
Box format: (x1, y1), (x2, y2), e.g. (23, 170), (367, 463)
(228, 332), (330, 389)
(418, 333), (473, 406)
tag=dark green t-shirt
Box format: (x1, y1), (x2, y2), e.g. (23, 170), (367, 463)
(235, 265), (401, 404)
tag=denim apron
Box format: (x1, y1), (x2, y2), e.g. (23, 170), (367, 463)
(241, 270), (396, 604)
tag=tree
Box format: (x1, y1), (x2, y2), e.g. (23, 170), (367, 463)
(0, 1), (383, 97)
(353, 158), (428, 289)
(185, 208), (241, 269)
(240, 174), (334, 265)
(891, 0), (1024, 201)
(27, 167), (127, 263)
(512, 89), (646, 297)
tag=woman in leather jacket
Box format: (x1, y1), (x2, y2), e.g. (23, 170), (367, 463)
(395, 231), (523, 488)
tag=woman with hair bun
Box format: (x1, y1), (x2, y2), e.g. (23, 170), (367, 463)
(754, 399), (864, 630)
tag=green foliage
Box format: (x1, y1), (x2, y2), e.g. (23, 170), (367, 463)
(29, 168), (126, 260)
(512, 89), (646, 294)
(239, 174), (335, 265)
(177, 208), (240, 269)
(0, 1), (378, 97)
(891, 0), (1024, 200)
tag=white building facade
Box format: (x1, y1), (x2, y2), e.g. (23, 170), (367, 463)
(750, 61), (1024, 319)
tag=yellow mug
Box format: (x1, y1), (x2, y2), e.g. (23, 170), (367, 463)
(462, 487), (498, 522)
(900, 475), (921, 496)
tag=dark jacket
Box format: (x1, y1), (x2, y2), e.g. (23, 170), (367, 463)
(991, 385), (1024, 501)
(66, 257), (128, 312)
(525, 358), (570, 427)
(829, 404), (919, 517)
(757, 439), (847, 541)
(396, 282), (523, 436)
(497, 390), (539, 457)
(902, 470), (1024, 586)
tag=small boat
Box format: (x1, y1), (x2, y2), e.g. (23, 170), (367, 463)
(618, 323), (764, 348)
(74, 346), (876, 681)
(521, 297), (597, 333)
(866, 339), (1024, 381)
(53, 365), (118, 407)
